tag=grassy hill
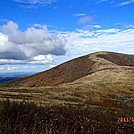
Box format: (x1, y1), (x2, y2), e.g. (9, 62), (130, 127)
(0, 51), (134, 133)
(0, 51), (134, 87)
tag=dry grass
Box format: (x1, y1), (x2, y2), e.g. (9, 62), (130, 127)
(0, 99), (134, 134)
(0, 51), (134, 133)
(1, 51), (133, 87)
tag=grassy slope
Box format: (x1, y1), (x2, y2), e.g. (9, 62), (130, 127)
(0, 51), (134, 87)
(0, 51), (134, 133)
(0, 100), (134, 134)
(0, 51), (134, 103)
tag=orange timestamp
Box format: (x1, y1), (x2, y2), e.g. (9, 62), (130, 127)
(117, 117), (134, 122)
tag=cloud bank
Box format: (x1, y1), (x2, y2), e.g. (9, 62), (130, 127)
(57, 27), (134, 57)
(0, 21), (66, 64)
(0, 66), (36, 70)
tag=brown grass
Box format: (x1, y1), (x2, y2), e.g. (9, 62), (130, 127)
(0, 99), (134, 134)
(1, 51), (133, 88)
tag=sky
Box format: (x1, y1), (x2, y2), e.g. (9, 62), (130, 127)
(0, 0), (134, 74)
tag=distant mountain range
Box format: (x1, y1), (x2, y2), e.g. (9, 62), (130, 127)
(0, 72), (37, 83)
(0, 72), (37, 78)
(0, 51), (133, 88)
(0, 77), (21, 83)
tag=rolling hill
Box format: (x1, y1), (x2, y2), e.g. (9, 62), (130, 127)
(0, 51), (134, 89)
(0, 52), (134, 134)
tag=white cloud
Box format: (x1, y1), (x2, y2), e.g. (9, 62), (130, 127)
(32, 55), (51, 61)
(0, 66), (36, 70)
(73, 13), (86, 17)
(14, 0), (57, 8)
(83, 25), (102, 30)
(96, 0), (134, 6)
(50, 65), (56, 68)
(0, 21), (66, 64)
(117, 0), (134, 6)
(78, 16), (93, 24)
(0, 21), (18, 33)
(19, 4), (37, 9)
(126, 25), (134, 28)
(57, 27), (134, 57)
(96, 0), (109, 4)
(14, 0), (57, 4)
(93, 25), (102, 28)
(0, 55), (53, 65)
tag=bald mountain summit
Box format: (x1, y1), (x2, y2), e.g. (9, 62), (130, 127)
(1, 51), (134, 89)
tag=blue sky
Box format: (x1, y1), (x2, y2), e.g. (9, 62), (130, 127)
(0, 0), (134, 74)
